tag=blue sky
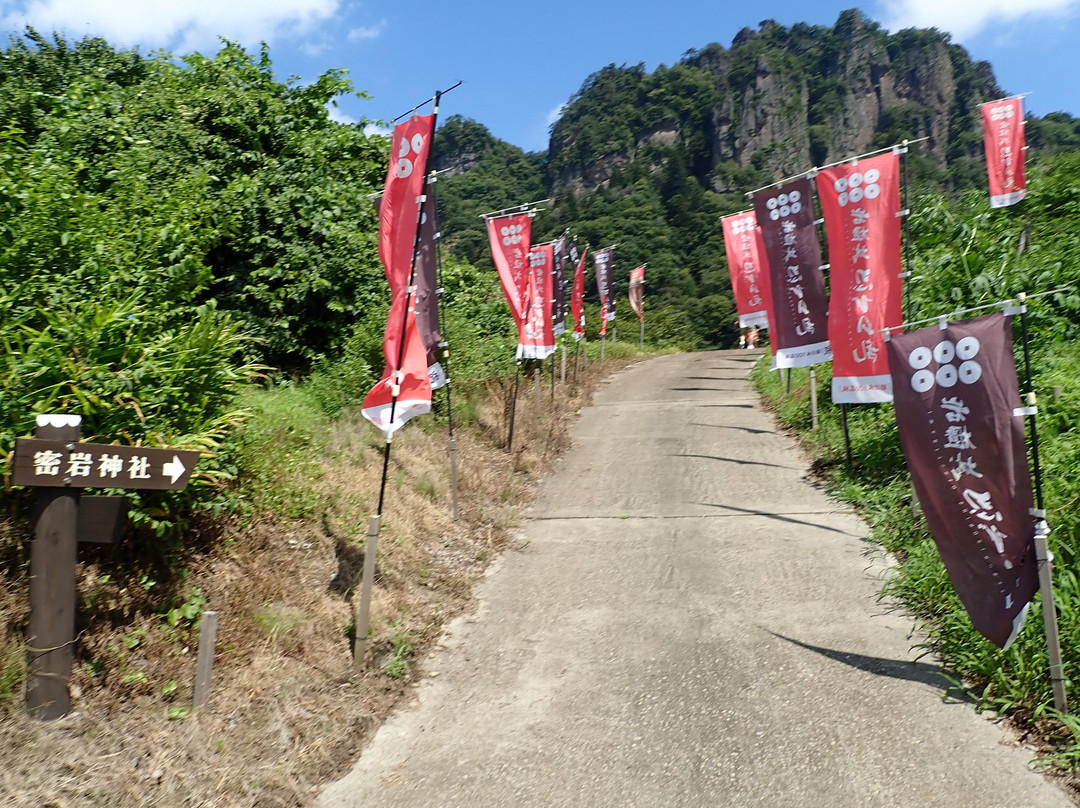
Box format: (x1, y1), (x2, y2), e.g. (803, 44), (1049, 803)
(3, 1), (1079, 152)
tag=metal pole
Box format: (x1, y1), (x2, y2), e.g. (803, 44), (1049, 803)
(809, 368), (819, 430)
(550, 354), (556, 401)
(639, 319), (644, 351)
(901, 139), (913, 324)
(1018, 294), (1067, 711)
(601, 333), (605, 360)
(786, 368), (792, 395)
(561, 344), (567, 385)
(430, 176), (459, 523)
(26, 415), (81, 720)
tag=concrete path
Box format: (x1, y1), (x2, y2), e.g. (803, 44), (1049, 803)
(319, 350), (1073, 808)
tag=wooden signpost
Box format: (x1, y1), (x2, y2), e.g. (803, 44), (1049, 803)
(14, 414), (199, 720)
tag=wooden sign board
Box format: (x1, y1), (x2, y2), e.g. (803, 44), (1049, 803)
(12, 439), (200, 491)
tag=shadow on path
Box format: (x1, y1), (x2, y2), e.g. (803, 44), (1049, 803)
(764, 629), (970, 702)
(690, 422), (775, 436)
(674, 453), (800, 471)
(696, 500), (864, 538)
(669, 386), (745, 393)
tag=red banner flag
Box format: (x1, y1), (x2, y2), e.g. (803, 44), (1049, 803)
(981, 97), (1027, 208)
(571, 243), (587, 341)
(886, 313), (1038, 648)
(487, 212), (533, 327)
(520, 243), (555, 359)
(595, 248), (615, 337)
(629, 266), (645, 322)
(721, 210), (770, 330)
(753, 179), (831, 368)
(373, 192), (444, 389)
(363, 115), (435, 435)
(817, 152), (904, 403)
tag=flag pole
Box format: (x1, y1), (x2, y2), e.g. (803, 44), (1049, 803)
(357, 90), (444, 666)
(1017, 292), (1067, 712)
(429, 174), (459, 522)
(900, 140), (913, 324)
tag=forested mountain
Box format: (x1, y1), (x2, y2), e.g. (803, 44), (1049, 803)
(433, 9), (1080, 350)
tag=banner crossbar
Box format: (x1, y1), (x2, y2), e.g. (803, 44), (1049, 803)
(368, 168), (452, 200)
(880, 287), (1068, 335)
(982, 93), (1031, 106)
(745, 137), (930, 197)
(392, 81), (462, 123)
(479, 199), (552, 220)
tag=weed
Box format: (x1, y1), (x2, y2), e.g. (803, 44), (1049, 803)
(254, 602), (306, 639)
(383, 620), (415, 679)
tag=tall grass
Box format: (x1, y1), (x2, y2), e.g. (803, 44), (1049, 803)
(752, 338), (1080, 764)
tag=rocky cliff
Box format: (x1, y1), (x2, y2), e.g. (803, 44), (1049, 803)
(547, 9), (1001, 194)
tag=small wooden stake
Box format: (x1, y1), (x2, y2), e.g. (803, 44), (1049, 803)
(354, 514), (382, 665)
(193, 611), (219, 711)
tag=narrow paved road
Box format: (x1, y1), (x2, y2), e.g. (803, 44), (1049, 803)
(319, 350), (1073, 807)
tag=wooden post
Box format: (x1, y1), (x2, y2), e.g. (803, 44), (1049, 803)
(192, 611), (219, 711)
(27, 414), (81, 720)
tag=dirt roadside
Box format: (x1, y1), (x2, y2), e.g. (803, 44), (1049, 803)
(0, 355), (627, 807)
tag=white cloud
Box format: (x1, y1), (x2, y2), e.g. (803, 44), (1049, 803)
(326, 103), (355, 124)
(546, 103), (566, 127)
(2, 0), (341, 54)
(363, 122), (391, 138)
(347, 20), (385, 41)
(880, 0), (1080, 40)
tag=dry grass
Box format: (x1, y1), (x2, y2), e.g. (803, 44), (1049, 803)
(0, 355), (626, 807)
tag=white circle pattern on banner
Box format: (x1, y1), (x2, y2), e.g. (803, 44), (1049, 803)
(394, 128), (427, 180)
(500, 223), (524, 247)
(836, 169), (882, 208)
(731, 216), (755, 235)
(907, 335), (983, 393)
(908, 346), (932, 370)
(933, 340), (956, 364)
(912, 369), (935, 393)
(766, 189), (804, 221)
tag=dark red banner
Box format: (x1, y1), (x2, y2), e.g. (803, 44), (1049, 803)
(363, 115), (435, 435)
(571, 243), (587, 341)
(595, 248), (615, 336)
(753, 178), (831, 368)
(981, 97), (1027, 208)
(552, 235), (568, 336)
(887, 313), (1038, 648)
(629, 266), (645, 322)
(817, 152), (903, 403)
(487, 212), (533, 326)
(521, 243), (555, 359)
(721, 210), (770, 330)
